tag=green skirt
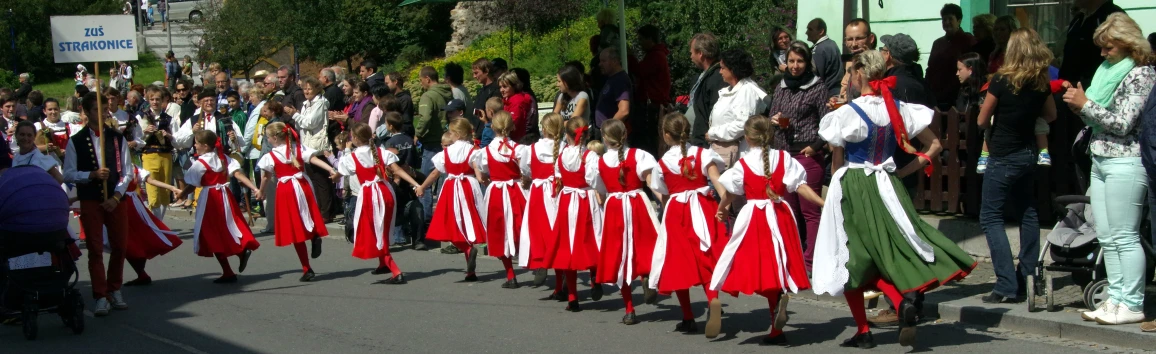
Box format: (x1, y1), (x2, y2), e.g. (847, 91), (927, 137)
(839, 170), (977, 293)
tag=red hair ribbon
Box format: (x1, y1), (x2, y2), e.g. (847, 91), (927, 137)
(214, 137), (227, 168)
(868, 77), (933, 177)
(287, 127), (300, 144)
(573, 126), (589, 145)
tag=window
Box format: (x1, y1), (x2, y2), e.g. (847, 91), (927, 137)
(992, 0), (1073, 56)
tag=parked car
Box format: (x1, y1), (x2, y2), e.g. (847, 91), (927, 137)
(166, 0), (209, 23)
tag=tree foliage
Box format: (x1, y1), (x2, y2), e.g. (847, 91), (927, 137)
(0, 0), (122, 80)
(197, 0), (453, 73)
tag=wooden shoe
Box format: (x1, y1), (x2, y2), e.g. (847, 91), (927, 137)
(705, 298), (722, 339)
(897, 299), (918, 347)
(774, 295), (790, 330)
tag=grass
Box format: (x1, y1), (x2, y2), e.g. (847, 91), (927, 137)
(38, 53), (166, 102)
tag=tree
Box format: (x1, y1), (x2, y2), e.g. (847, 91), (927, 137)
(196, 0), (280, 75)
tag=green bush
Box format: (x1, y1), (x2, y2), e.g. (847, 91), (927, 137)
(0, 69), (19, 91)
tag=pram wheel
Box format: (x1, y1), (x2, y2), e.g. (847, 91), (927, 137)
(1044, 273), (1055, 312)
(1083, 279), (1109, 311)
(1025, 275), (1038, 312)
(22, 296), (38, 340)
(60, 290), (85, 334)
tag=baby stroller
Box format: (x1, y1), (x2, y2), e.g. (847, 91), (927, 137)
(0, 166), (86, 340)
(1027, 128), (1156, 312)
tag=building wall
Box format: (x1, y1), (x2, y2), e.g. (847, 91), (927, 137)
(1117, 0), (1155, 36)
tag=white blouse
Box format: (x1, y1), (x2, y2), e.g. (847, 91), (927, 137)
(184, 154), (242, 186)
(12, 148), (60, 172)
(817, 96), (933, 148)
(257, 143), (320, 173)
(555, 144), (603, 191)
(717, 148), (807, 195)
(650, 145), (724, 195)
(478, 137), (529, 175)
(336, 146), (400, 178)
(431, 141), (484, 175)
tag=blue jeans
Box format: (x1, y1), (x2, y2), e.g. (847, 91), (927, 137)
(1089, 156), (1149, 311)
(980, 148), (1040, 298)
(419, 144), (444, 222)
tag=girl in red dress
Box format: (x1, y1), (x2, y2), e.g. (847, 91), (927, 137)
(256, 122), (339, 282)
(548, 116), (603, 312)
(420, 118), (487, 281)
(478, 112), (528, 288)
(336, 123), (422, 284)
(177, 130), (261, 283)
(517, 113), (564, 291)
(123, 166), (185, 286)
(647, 113), (730, 337)
(709, 116), (824, 345)
(595, 119), (661, 325)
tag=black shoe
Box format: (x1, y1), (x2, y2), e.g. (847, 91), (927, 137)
(556, 286), (569, 302)
(124, 277), (152, 286)
(622, 312), (638, 325)
(466, 247), (478, 274)
(540, 291), (565, 301)
(238, 250), (252, 273)
(300, 269), (316, 282)
(591, 284), (604, 301)
(642, 277), (657, 304)
(501, 279), (520, 289)
(761, 333), (789, 346)
(839, 332), (876, 349)
(371, 266), (392, 275)
(675, 319), (698, 333)
(566, 300), (581, 312)
(531, 269), (548, 287)
(463, 273), (478, 282)
(379, 274), (406, 285)
(213, 275), (238, 284)
(898, 299), (919, 347)
(980, 292), (1020, 304)
(310, 237), (323, 259)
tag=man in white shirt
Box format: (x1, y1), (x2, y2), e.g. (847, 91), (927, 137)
(173, 90), (245, 153)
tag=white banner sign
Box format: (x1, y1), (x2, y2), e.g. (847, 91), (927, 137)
(50, 15), (140, 63)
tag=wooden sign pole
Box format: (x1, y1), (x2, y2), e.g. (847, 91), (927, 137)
(95, 61), (107, 200)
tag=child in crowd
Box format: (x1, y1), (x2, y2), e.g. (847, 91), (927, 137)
(477, 112), (528, 288)
(648, 113), (729, 337)
(337, 123), (423, 285)
(177, 130), (261, 284)
(256, 122), (340, 282)
(382, 112), (423, 248)
(549, 116), (604, 313)
(596, 119), (661, 324)
(420, 119), (487, 281)
(479, 97), (503, 147)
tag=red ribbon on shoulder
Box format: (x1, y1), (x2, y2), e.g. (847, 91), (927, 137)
(214, 138), (227, 169)
(868, 77), (933, 177)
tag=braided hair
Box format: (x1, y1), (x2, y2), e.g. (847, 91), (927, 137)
(600, 119), (628, 185)
(351, 123), (387, 181)
(744, 115), (778, 199)
(265, 122), (301, 169)
(661, 113), (696, 180)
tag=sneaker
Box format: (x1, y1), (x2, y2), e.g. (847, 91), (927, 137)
(1095, 305), (1145, 325)
(1037, 151), (1051, 166)
(110, 291), (129, 310)
(93, 298), (111, 316)
(1082, 299), (1115, 321)
(976, 156), (988, 174)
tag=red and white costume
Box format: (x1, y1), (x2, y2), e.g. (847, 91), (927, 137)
(516, 139), (559, 269)
(478, 138), (528, 259)
(647, 145), (728, 294)
(185, 153), (260, 257)
(335, 146), (399, 260)
(548, 144), (603, 272)
(426, 141), (486, 248)
(594, 147), (660, 288)
(709, 148), (810, 297)
(124, 167), (182, 260)
(257, 143), (329, 246)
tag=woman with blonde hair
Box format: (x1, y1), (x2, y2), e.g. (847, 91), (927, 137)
(814, 50), (976, 348)
(1062, 12), (1155, 326)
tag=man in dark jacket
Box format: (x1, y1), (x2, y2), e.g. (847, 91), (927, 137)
(806, 18), (844, 97)
(385, 72), (415, 137)
(687, 33), (727, 147)
(1140, 80), (1156, 248)
(14, 73), (32, 102)
(360, 60), (385, 93)
(880, 34), (937, 108)
(277, 65), (307, 112)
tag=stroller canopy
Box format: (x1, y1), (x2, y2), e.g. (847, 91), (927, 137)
(0, 166), (70, 233)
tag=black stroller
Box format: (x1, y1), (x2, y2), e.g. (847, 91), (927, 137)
(0, 166), (86, 340)
(1026, 128), (1155, 312)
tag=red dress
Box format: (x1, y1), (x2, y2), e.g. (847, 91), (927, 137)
(350, 149), (396, 260)
(483, 143), (527, 258)
(124, 168), (182, 260)
(595, 148), (660, 287)
(547, 148), (600, 271)
(426, 147), (486, 245)
(193, 158), (260, 257)
(272, 144), (329, 246)
(648, 150), (728, 295)
(709, 151), (811, 297)
(518, 144), (557, 268)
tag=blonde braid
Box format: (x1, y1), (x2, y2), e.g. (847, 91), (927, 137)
(617, 145), (627, 186)
(763, 133), (778, 199)
(371, 146), (387, 181)
(552, 138), (562, 191)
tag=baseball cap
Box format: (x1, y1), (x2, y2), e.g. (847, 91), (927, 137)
(443, 99), (466, 112)
(880, 33), (920, 65)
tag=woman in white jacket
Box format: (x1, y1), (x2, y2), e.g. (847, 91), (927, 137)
(707, 49), (767, 168)
(285, 76), (336, 222)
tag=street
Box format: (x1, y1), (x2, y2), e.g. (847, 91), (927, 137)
(1, 216), (1145, 353)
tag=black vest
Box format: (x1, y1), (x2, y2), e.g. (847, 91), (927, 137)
(70, 126), (125, 201)
(140, 110), (175, 154)
(188, 112), (235, 153)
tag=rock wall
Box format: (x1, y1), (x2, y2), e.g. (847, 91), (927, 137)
(445, 1), (503, 57)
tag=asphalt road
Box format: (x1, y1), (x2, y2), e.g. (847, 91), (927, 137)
(1, 217), (1142, 353)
